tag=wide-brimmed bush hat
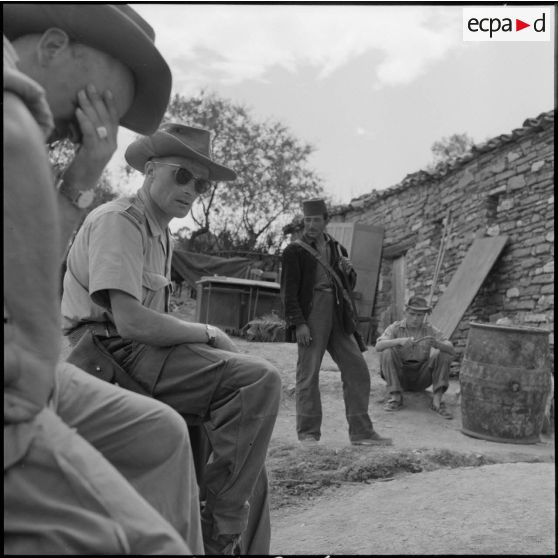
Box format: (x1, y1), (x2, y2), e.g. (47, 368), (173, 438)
(3, 3), (172, 135)
(125, 122), (237, 181)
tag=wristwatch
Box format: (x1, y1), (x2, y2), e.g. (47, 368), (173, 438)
(56, 177), (95, 210)
(206, 324), (218, 347)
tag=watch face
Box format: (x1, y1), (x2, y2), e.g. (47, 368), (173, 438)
(77, 189), (95, 209)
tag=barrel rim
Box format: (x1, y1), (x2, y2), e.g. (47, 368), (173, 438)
(468, 321), (549, 335)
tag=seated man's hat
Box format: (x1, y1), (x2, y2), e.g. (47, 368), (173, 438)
(125, 123), (237, 181)
(405, 295), (432, 313)
(3, 3), (171, 135)
(302, 198), (328, 216)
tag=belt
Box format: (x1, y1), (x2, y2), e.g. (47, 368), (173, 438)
(67, 322), (119, 347)
(314, 287), (333, 292)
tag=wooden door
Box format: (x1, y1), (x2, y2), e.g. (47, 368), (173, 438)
(430, 235), (508, 338)
(328, 222), (384, 340)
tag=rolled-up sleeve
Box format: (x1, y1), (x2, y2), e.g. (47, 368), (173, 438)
(377, 323), (396, 343)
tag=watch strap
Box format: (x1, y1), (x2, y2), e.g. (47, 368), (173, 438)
(56, 178), (95, 209)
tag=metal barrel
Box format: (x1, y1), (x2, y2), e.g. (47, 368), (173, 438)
(460, 322), (551, 444)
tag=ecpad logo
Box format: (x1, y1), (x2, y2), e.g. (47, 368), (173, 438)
(463, 7), (552, 41)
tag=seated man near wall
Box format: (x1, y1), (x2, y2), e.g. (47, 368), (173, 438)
(61, 122), (282, 555)
(4, 3), (202, 554)
(375, 296), (456, 419)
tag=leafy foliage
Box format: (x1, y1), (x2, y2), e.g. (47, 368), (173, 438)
(427, 132), (475, 171)
(164, 91), (325, 253)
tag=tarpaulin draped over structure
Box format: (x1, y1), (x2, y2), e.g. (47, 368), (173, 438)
(171, 249), (253, 289)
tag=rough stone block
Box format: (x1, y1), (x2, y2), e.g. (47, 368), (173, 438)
(524, 237), (545, 247)
(507, 151), (521, 163)
(486, 224), (500, 236)
(508, 175), (526, 190)
(548, 195), (554, 205)
(522, 284), (544, 296)
(535, 243), (551, 254)
(522, 257), (539, 268)
(507, 299), (536, 310)
(506, 287), (520, 298)
(491, 159), (507, 173)
(457, 169), (474, 188)
(510, 247), (531, 258)
(488, 184), (507, 196)
(536, 295), (554, 310)
(532, 274), (554, 284)
(546, 231), (554, 242)
(523, 313), (549, 323)
(498, 199), (514, 211)
(543, 261), (554, 273)
(531, 160), (546, 172)
(541, 284), (554, 294)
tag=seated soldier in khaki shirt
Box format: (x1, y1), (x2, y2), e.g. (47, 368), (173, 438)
(62, 123), (282, 556)
(375, 295), (455, 419)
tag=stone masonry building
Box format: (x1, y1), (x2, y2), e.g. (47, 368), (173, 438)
(286, 110), (554, 368)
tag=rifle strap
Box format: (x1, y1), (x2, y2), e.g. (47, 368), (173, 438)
(294, 238), (359, 315)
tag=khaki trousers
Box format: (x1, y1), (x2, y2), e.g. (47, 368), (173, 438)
(4, 362), (199, 554)
(380, 347), (453, 395)
(105, 337), (282, 544)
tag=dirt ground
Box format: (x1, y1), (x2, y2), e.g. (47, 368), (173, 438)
(248, 338), (555, 555)
(167, 296), (555, 555)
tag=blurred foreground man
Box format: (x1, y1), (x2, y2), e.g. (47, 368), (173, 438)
(61, 123), (282, 555)
(281, 198), (392, 447)
(4, 4), (202, 553)
(376, 295), (455, 418)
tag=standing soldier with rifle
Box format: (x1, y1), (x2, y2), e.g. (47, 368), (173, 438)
(281, 198), (393, 447)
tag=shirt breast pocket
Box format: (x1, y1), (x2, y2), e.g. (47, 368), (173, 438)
(141, 271), (170, 311)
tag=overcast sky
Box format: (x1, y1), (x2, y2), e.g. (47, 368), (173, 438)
(110, 2), (554, 223)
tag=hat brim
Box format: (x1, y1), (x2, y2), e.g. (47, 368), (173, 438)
(125, 131), (237, 181)
(3, 4), (171, 135)
(405, 304), (432, 313)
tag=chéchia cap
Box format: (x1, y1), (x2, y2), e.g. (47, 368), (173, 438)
(302, 198), (328, 216)
(3, 3), (171, 135)
(405, 295), (432, 313)
(125, 123), (237, 181)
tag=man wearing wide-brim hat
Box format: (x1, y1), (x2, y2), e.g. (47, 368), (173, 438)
(61, 122), (282, 555)
(375, 295), (456, 418)
(4, 3), (201, 555)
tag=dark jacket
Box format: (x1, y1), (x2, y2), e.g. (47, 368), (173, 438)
(280, 233), (356, 342)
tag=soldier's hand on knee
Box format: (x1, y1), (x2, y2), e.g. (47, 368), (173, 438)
(296, 324), (312, 347)
(214, 328), (239, 353)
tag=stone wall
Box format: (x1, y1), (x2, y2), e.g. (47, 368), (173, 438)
(327, 111), (554, 364)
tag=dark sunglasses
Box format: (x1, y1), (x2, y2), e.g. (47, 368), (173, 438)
(152, 162), (211, 194)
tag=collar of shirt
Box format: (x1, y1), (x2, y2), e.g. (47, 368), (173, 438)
(301, 232), (329, 249)
(399, 318), (429, 335)
(136, 188), (167, 239)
